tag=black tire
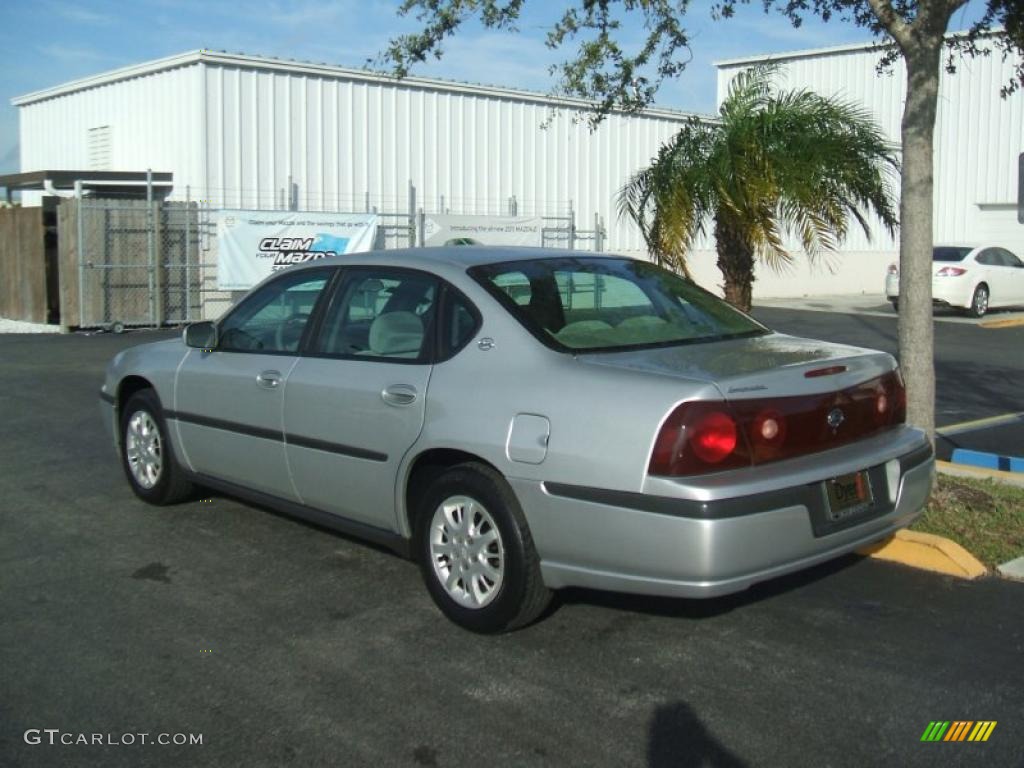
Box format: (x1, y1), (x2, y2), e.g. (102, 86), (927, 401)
(890, 299), (899, 311)
(415, 462), (551, 633)
(120, 389), (194, 505)
(967, 284), (989, 318)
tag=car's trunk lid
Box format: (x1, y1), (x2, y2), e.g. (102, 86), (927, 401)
(578, 332), (893, 399)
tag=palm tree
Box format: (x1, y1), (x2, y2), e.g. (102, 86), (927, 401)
(619, 65), (899, 311)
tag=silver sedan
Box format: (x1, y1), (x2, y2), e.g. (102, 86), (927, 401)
(101, 248), (934, 632)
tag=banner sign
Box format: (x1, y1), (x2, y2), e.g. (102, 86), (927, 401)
(217, 210), (379, 290)
(423, 214), (543, 247)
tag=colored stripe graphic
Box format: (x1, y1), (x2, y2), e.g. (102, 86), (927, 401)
(945, 721), (972, 741)
(968, 722), (997, 742)
(921, 721), (996, 742)
(921, 722), (950, 742)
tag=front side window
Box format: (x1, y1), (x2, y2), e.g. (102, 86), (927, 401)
(470, 257), (767, 353)
(218, 270), (331, 353)
(315, 269), (438, 361)
(996, 248), (1022, 268)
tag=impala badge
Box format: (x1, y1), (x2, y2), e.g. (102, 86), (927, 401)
(827, 408), (845, 431)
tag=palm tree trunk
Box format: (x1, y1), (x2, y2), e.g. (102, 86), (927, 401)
(714, 217), (755, 311)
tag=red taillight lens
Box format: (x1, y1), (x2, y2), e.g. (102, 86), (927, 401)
(691, 411), (738, 463)
(887, 263), (899, 275)
(885, 369), (907, 425)
(649, 402), (750, 476)
(649, 371), (906, 476)
(936, 267), (966, 276)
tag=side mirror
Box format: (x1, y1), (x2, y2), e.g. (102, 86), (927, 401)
(184, 321), (218, 350)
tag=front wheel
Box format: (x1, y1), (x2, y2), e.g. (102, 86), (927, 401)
(967, 284), (989, 318)
(415, 463), (551, 633)
(120, 389), (194, 505)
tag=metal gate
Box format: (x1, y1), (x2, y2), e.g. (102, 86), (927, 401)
(73, 198), (200, 330)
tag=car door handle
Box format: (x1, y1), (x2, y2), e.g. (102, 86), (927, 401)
(381, 384), (418, 406)
(256, 370), (283, 389)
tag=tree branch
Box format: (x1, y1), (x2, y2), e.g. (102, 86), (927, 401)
(864, 0), (911, 48)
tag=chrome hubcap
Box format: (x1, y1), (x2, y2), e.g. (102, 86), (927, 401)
(125, 410), (162, 489)
(429, 495), (504, 609)
(974, 288), (988, 314)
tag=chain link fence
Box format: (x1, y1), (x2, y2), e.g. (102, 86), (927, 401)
(67, 184), (606, 330)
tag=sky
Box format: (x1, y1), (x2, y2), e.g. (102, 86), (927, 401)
(0, 0), (990, 174)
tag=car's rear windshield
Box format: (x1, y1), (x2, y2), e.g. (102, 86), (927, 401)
(469, 257), (768, 353)
(933, 247), (972, 262)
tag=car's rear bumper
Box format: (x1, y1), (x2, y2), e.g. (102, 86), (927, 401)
(514, 429), (934, 599)
(932, 279), (972, 309)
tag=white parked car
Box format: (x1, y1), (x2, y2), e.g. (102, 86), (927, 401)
(886, 245), (1024, 317)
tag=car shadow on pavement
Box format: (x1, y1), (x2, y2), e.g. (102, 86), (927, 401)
(552, 554), (863, 621)
(647, 701), (750, 768)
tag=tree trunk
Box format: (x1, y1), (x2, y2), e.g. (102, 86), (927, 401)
(714, 216), (755, 311)
(898, 44), (942, 442)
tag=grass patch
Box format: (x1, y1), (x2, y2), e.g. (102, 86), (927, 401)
(911, 475), (1024, 568)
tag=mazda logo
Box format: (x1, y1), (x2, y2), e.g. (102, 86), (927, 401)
(827, 408), (845, 430)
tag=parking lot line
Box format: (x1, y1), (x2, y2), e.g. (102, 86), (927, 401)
(936, 412), (1024, 438)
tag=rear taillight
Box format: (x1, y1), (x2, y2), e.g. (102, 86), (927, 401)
(936, 266), (966, 276)
(649, 370), (906, 477)
(649, 402), (749, 476)
(691, 411), (738, 463)
(887, 264), (899, 275)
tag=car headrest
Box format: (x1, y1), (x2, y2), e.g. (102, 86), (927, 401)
(368, 311), (424, 356)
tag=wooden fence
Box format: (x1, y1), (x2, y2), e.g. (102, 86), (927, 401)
(0, 206), (49, 324)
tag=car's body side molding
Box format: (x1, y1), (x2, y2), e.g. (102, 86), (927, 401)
(189, 472), (412, 558)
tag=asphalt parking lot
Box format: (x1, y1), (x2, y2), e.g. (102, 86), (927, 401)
(2, 327), (1023, 768)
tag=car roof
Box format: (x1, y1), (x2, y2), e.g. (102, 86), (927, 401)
(294, 246), (624, 273)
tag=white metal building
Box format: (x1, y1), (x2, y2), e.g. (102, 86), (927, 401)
(12, 50), (705, 254)
(716, 38), (1024, 298)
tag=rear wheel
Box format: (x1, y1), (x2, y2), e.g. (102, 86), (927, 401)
(890, 299), (898, 311)
(120, 389), (194, 505)
(415, 463), (551, 633)
(967, 284), (989, 318)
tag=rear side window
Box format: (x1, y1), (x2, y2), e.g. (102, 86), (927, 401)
(975, 249), (1000, 266)
(314, 270), (438, 361)
(439, 288), (481, 360)
(470, 257), (766, 353)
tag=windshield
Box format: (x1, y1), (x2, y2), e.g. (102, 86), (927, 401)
(933, 247), (972, 262)
(469, 257), (768, 353)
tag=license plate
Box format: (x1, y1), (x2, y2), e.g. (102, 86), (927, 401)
(825, 471), (874, 522)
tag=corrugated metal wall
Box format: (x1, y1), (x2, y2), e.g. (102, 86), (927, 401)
(19, 63), (202, 189)
(18, 52), (702, 252)
(717, 41), (1024, 252)
(198, 56), (693, 250)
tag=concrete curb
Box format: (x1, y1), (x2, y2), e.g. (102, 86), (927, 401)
(935, 460), (1024, 488)
(979, 316), (1024, 329)
(857, 530), (988, 579)
(996, 556), (1024, 581)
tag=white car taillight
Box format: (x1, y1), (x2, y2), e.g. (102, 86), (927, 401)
(887, 263), (899, 275)
(936, 267), (967, 277)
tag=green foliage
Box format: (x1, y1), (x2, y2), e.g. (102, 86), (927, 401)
(618, 66), (899, 278)
(382, 1), (1024, 120)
